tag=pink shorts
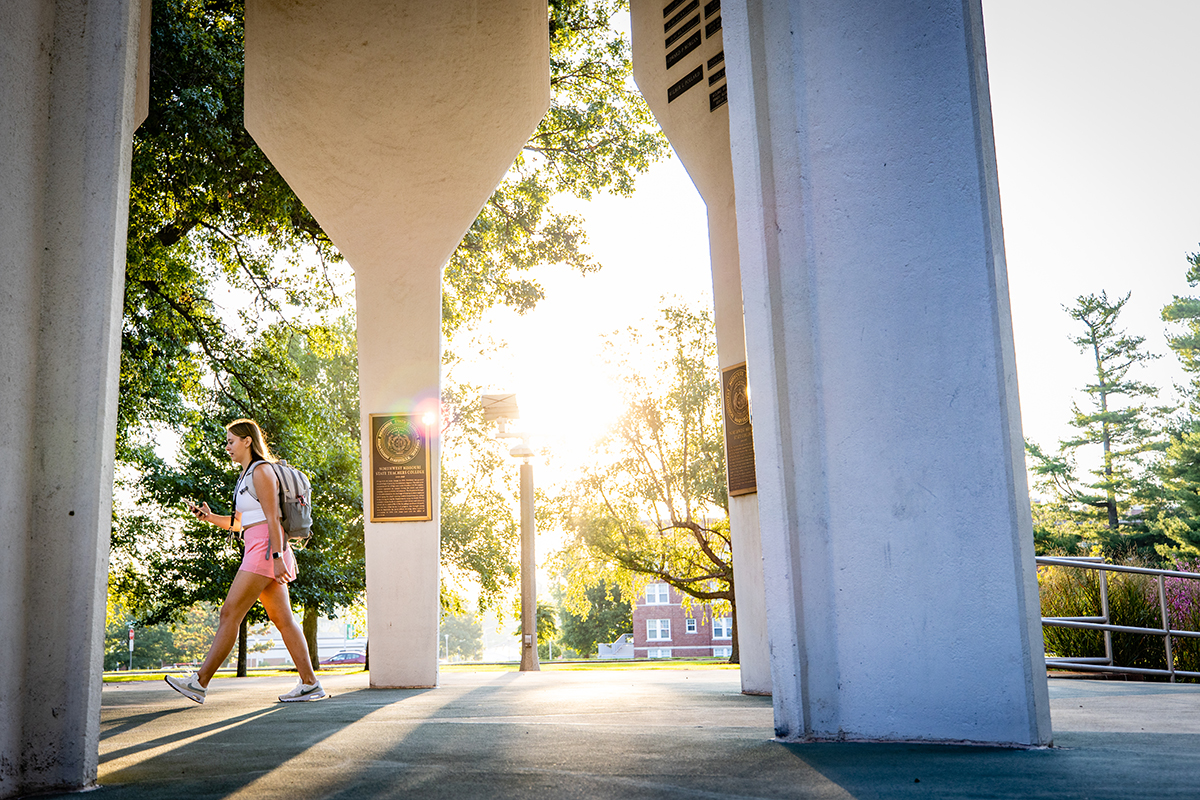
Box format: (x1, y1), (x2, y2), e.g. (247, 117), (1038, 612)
(239, 523), (297, 582)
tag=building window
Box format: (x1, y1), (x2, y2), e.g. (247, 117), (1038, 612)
(645, 583), (670, 605)
(648, 648), (671, 659)
(713, 646), (732, 658)
(647, 619), (671, 640)
(685, 618), (697, 634)
(713, 617), (732, 639)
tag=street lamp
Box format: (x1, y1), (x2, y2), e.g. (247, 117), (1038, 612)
(481, 394), (540, 672)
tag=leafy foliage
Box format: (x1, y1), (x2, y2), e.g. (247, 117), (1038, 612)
(552, 303), (738, 661)
(439, 611), (484, 661)
(554, 580), (632, 658)
(1039, 561), (1167, 672)
(1160, 249), (1200, 392)
(1149, 433), (1200, 559)
(439, 382), (522, 613)
(122, 0), (343, 460)
(118, 321), (366, 635)
(1151, 248), (1200, 559)
(442, 0), (668, 341)
(1039, 557), (1200, 680)
(113, 0), (667, 635)
(1029, 500), (1104, 556)
(104, 593), (264, 670)
(512, 600), (560, 661)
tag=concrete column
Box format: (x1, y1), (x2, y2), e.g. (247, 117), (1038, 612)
(722, 0), (1052, 745)
(630, 0), (770, 695)
(0, 0), (146, 795)
(244, 0), (549, 687)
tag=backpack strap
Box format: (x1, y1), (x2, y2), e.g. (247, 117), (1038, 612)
(242, 459), (265, 501)
(230, 459), (266, 530)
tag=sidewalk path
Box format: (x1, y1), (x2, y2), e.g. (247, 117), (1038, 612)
(43, 670), (1200, 799)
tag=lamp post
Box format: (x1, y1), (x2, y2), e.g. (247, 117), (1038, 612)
(481, 394), (540, 672)
(515, 441), (538, 671)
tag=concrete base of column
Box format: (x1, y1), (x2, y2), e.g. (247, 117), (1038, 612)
(364, 527), (440, 688)
(729, 494), (769, 694)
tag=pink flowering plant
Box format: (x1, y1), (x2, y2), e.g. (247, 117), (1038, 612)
(1161, 558), (1200, 674)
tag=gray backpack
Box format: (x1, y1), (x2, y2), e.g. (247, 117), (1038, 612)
(234, 459), (314, 546)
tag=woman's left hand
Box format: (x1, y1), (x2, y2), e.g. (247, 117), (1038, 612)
(273, 553), (288, 584)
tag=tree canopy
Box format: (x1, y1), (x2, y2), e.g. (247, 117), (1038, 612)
(113, 0), (668, 646)
(551, 303), (738, 660)
(553, 580), (632, 658)
(439, 611), (484, 662)
(1151, 248), (1200, 559)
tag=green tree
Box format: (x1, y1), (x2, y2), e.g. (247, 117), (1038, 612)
(123, 0), (667, 458)
(1150, 434), (1200, 558)
(1028, 500), (1107, 556)
(1026, 292), (1170, 558)
(536, 600), (558, 649)
(245, 322), (366, 669)
(114, 0), (667, 640)
(104, 623), (178, 672)
(1150, 247), (1200, 558)
(104, 588), (176, 670)
(438, 382), (522, 614)
(554, 580), (631, 658)
(514, 600), (560, 661)
(170, 603), (224, 663)
(553, 303), (738, 661)
(440, 611), (484, 662)
(1160, 248), (1200, 393)
(116, 320), (366, 674)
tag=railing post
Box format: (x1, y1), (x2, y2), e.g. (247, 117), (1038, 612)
(1099, 566), (1113, 666)
(1157, 574), (1174, 683)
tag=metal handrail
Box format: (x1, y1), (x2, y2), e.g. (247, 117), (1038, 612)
(1036, 555), (1200, 682)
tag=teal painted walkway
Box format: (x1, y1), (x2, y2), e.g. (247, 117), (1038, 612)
(49, 669), (1200, 799)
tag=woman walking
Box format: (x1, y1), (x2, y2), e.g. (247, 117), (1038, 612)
(166, 418), (326, 704)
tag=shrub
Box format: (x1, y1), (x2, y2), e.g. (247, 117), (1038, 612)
(1038, 558), (1175, 676)
(1163, 558), (1200, 675)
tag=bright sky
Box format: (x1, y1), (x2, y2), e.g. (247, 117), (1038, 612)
(984, 1), (1200, 457)
(456, 1), (1200, 502)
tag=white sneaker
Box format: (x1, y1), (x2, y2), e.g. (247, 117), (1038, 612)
(164, 673), (206, 704)
(278, 680), (327, 703)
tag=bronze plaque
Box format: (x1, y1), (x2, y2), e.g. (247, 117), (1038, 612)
(721, 362), (757, 496)
(369, 413), (432, 522)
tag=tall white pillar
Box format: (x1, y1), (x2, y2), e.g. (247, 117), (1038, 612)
(244, 0), (549, 687)
(723, 0), (1052, 745)
(0, 0), (147, 795)
(630, 0), (770, 695)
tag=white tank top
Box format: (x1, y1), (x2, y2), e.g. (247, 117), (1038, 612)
(234, 462), (267, 527)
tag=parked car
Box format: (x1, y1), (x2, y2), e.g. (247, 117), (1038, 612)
(320, 651), (366, 666)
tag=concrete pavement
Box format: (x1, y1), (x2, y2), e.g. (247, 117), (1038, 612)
(37, 669), (1200, 799)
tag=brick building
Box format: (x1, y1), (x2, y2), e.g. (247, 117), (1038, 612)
(632, 582), (732, 659)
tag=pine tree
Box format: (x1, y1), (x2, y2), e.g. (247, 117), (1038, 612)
(1027, 291), (1170, 557)
(1151, 248), (1200, 558)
